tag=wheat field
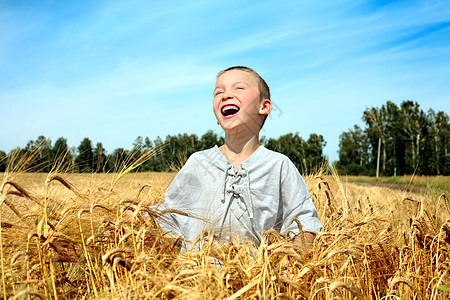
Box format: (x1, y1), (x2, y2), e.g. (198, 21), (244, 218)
(0, 167), (449, 299)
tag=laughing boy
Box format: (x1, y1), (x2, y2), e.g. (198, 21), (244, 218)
(160, 66), (322, 250)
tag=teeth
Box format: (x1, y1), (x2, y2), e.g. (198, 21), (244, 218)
(222, 105), (239, 113)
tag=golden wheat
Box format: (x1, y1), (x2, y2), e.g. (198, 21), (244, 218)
(0, 169), (448, 299)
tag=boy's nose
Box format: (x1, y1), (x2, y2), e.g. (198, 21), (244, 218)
(222, 92), (233, 101)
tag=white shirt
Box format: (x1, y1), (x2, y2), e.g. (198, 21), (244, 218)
(158, 146), (322, 249)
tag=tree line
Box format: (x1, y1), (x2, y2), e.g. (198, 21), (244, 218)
(0, 131), (327, 174)
(335, 100), (450, 176)
(2, 100), (446, 176)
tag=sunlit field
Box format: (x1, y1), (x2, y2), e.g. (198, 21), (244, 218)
(0, 169), (449, 299)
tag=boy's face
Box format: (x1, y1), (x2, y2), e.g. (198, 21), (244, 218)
(213, 70), (271, 134)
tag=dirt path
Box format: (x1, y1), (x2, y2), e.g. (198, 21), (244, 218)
(351, 182), (426, 194)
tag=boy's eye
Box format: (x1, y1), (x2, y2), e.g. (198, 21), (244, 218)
(236, 86), (245, 90)
(214, 90), (223, 96)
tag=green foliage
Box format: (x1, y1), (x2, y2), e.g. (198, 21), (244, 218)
(305, 133), (327, 173)
(75, 137), (94, 173)
(264, 133), (327, 174)
(0, 150), (6, 172)
(266, 133), (305, 170)
(1, 130), (327, 174)
(337, 100), (450, 176)
(93, 142), (107, 173)
(109, 147), (128, 172)
(53, 137), (73, 171)
(335, 125), (370, 175)
(23, 136), (53, 172)
(200, 130), (219, 150)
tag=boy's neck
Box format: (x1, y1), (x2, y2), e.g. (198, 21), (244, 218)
(219, 132), (260, 170)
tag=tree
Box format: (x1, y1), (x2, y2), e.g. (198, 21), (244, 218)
(427, 109), (450, 175)
(143, 137), (153, 151)
(6, 147), (27, 171)
(93, 142), (107, 173)
(304, 133), (327, 172)
(0, 150), (7, 172)
(75, 138), (94, 173)
(200, 130), (219, 150)
(338, 100), (448, 176)
(132, 136), (144, 155)
(109, 148), (128, 172)
(140, 137), (155, 171)
(336, 125), (369, 175)
(383, 101), (402, 175)
(128, 136), (144, 171)
(363, 105), (390, 176)
(399, 101), (428, 174)
(164, 134), (199, 170)
(265, 133), (306, 171)
(22, 140), (38, 170)
(21, 136), (53, 172)
(53, 137), (73, 171)
(149, 136), (165, 171)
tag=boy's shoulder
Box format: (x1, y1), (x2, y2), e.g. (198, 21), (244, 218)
(242, 146), (296, 170)
(189, 146), (222, 161)
(184, 146), (228, 168)
(258, 146), (292, 163)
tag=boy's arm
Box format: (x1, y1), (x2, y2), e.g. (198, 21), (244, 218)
(279, 157), (322, 238)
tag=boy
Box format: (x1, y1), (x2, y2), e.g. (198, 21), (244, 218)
(159, 66), (321, 250)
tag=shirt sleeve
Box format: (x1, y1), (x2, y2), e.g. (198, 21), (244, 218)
(280, 158), (322, 236)
(157, 154), (202, 238)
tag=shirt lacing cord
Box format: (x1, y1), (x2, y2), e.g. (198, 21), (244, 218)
(221, 165), (257, 239)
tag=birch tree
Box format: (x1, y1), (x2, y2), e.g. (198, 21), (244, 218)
(363, 106), (389, 175)
(399, 101), (427, 172)
(427, 109), (450, 175)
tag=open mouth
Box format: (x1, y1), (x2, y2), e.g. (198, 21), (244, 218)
(221, 104), (240, 117)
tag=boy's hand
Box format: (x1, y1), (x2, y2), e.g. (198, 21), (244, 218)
(280, 232), (316, 281)
(124, 201), (152, 225)
(294, 232), (315, 253)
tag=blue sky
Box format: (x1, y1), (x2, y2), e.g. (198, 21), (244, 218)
(1, 0), (449, 162)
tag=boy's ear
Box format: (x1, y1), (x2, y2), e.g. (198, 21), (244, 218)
(259, 99), (272, 115)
